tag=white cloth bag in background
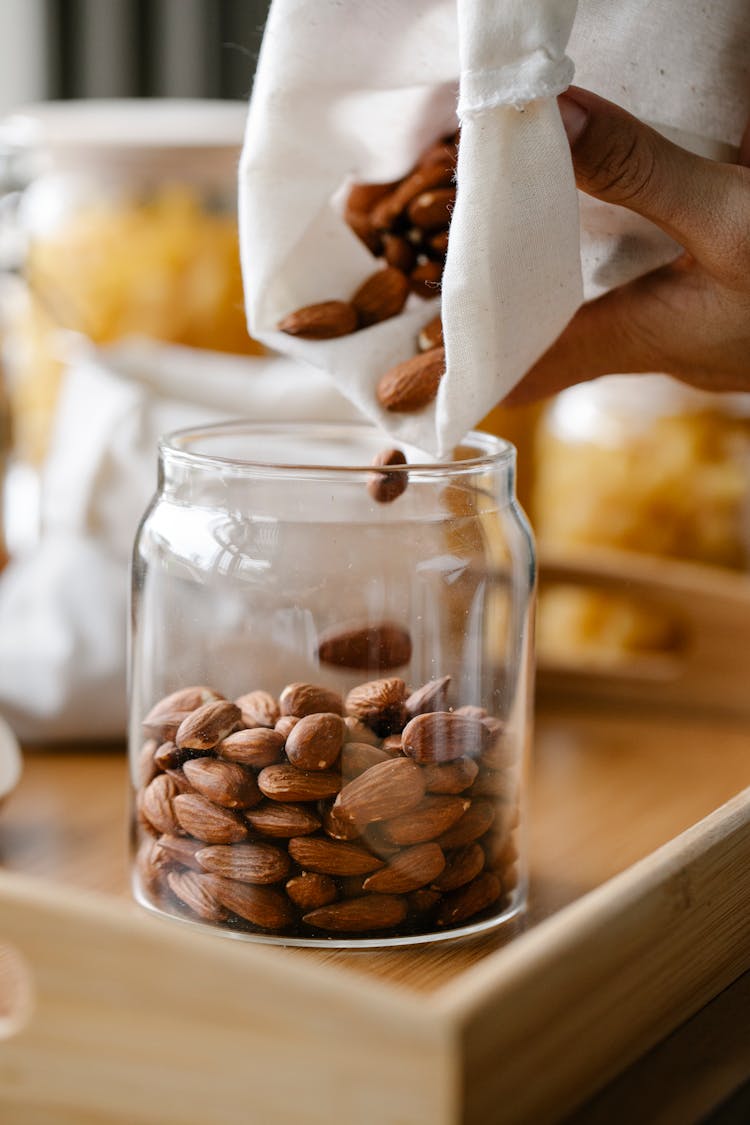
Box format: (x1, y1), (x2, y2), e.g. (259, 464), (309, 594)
(239, 0), (750, 456)
(0, 342), (359, 740)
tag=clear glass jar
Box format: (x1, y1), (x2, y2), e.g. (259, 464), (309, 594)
(129, 421), (535, 947)
(534, 374), (750, 661)
(0, 99), (261, 468)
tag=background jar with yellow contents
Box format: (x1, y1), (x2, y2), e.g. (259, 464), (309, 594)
(533, 374), (750, 662)
(0, 99), (262, 477)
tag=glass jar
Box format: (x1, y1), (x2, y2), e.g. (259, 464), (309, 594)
(534, 374), (750, 661)
(0, 99), (261, 469)
(129, 421), (535, 947)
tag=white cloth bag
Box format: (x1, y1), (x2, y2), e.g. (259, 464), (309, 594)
(239, 0), (750, 456)
(0, 342), (359, 740)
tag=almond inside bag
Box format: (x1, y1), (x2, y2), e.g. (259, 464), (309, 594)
(239, 0), (750, 457)
(239, 0), (582, 457)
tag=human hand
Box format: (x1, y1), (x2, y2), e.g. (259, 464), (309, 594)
(504, 86), (750, 405)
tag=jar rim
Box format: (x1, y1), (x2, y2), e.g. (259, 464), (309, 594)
(0, 99), (248, 153)
(159, 420), (515, 477)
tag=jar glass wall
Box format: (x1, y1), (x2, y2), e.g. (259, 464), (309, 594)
(130, 422), (535, 947)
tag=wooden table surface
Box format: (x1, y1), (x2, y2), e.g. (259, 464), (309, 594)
(2, 701), (750, 1121)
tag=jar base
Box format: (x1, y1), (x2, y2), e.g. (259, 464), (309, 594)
(132, 875), (527, 950)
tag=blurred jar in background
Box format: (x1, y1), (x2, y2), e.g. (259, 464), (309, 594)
(477, 400), (544, 520)
(533, 375), (750, 661)
(0, 99), (262, 474)
(0, 362), (10, 569)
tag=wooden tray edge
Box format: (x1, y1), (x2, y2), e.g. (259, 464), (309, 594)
(438, 785), (750, 1123)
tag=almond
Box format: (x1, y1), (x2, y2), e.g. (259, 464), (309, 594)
(286, 872), (338, 910)
(343, 716), (382, 747)
(277, 300), (358, 339)
(155, 833), (206, 872)
(338, 874), (369, 898)
(428, 231), (450, 257)
(136, 790), (160, 839)
(196, 842), (290, 884)
(275, 716), (300, 739)
(409, 260), (443, 298)
(285, 712), (345, 771)
(435, 872), (502, 927)
(167, 870), (229, 923)
(376, 348), (444, 413)
(288, 837), (384, 876)
(367, 448), (409, 504)
(136, 739), (159, 787)
(304, 895), (407, 932)
(320, 800), (361, 842)
(418, 137), (458, 171)
(358, 824), (402, 860)
(380, 734), (403, 755)
(407, 187), (455, 231)
(423, 756), (478, 794)
(257, 763), (342, 803)
(141, 709), (194, 743)
(351, 267), (409, 327)
(370, 164), (454, 230)
(436, 798), (495, 848)
(382, 233), (417, 274)
(235, 689), (279, 728)
(382, 795), (469, 846)
(246, 800), (321, 838)
(340, 742), (390, 781)
(140, 773), (183, 836)
(279, 682), (344, 718)
(345, 208), (382, 255)
(480, 725), (515, 772)
(455, 705), (488, 718)
(333, 757), (425, 828)
(501, 863), (519, 895)
(203, 874), (294, 929)
(163, 767), (198, 795)
(345, 676), (407, 735)
(482, 824), (519, 871)
(320, 625), (412, 674)
(143, 686), (224, 726)
(405, 675), (451, 718)
(136, 839), (170, 896)
(401, 711), (492, 764)
(417, 315), (444, 354)
(172, 793), (249, 844)
(431, 842), (485, 892)
(345, 180), (397, 215)
(469, 767), (517, 801)
(153, 741), (209, 771)
(175, 701), (242, 751)
(182, 758), (261, 809)
(363, 843), (445, 894)
(408, 888), (441, 915)
(218, 728), (286, 769)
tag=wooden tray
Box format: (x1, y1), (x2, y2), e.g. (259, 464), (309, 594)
(1, 710), (750, 1124)
(537, 546), (750, 716)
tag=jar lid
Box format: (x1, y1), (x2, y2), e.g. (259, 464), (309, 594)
(548, 374), (750, 445)
(0, 99), (248, 181)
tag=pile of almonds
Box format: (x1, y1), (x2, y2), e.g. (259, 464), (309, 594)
(135, 670), (520, 940)
(277, 131), (458, 416)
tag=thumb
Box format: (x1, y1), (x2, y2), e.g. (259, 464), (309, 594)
(557, 86), (732, 265)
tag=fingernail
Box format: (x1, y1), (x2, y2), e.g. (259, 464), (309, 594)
(558, 94), (589, 146)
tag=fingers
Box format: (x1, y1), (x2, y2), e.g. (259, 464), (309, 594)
(504, 92), (750, 406)
(739, 115), (750, 167)
(557, 86), (740, 268)
(503, 271), (675, 406)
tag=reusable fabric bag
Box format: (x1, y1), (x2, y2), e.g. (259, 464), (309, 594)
(239, 0), (750, 456)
